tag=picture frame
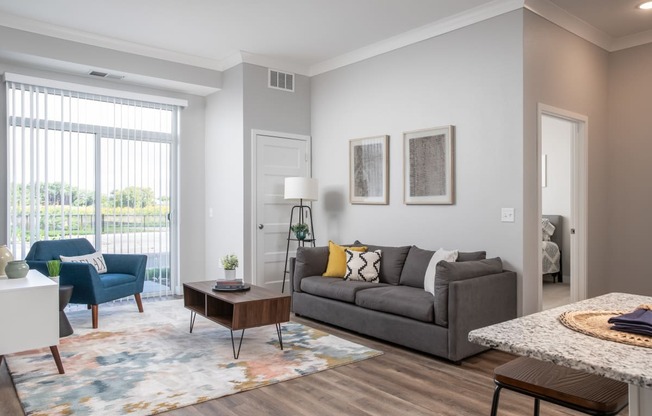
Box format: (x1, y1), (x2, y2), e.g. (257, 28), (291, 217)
(349, 135), (389, 205)
(403, 126), (454, 205)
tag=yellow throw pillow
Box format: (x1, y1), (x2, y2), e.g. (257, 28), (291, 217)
(323, 241), (367, 278)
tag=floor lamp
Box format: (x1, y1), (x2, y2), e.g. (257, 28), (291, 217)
(282, 177), (318, 293)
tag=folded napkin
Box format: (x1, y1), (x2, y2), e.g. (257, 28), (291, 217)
(608, 305), (652, 336)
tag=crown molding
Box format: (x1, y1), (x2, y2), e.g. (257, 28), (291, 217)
(524, 0), (612, 51)
(309, 0), (524, 76)
(0, 12), (223, 70)
(610, 28), (652, 52)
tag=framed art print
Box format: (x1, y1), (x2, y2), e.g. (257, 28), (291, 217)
(349, 135), (389, 204)
(403, 126), (454, 204)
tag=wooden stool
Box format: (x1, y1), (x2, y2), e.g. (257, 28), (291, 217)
(491, 357), (628, 416)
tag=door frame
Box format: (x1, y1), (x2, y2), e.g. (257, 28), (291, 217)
(249, 129), (312, 286)
(537, 103), (588, 310)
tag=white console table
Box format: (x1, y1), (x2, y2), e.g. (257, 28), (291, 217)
(0, 270), (63, 374)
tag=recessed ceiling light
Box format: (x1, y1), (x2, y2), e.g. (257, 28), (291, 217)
(639, 1), (652, 10)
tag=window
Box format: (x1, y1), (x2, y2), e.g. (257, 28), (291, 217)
(6, 80), (179, 297)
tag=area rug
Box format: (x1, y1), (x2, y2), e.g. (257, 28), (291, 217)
(6, 299), (382, 415)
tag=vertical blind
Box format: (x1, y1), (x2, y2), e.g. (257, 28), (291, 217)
(6, 80), (179, 298)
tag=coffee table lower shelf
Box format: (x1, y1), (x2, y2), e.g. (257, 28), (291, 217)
(183, 281), (291, 359)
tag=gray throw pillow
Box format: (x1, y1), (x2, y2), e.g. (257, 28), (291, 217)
(355, 241), (411, 285)
(294, 246), (329, 292)
(398, 246), (435, 288)
(457, 251), (486, 262)
(434, 257), (503, 327)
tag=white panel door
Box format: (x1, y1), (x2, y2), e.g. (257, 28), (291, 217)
(255, 132), (310, 292)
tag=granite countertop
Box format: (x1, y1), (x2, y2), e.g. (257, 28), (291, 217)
(469, 292), (652, 388)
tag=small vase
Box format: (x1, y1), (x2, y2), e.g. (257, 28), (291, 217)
(224, 269), (236, 280)
(295, 231), (308, 240)
(0, 245), (13, 277)
(49, 276), (60, 284)
(5, 260), (29, 279)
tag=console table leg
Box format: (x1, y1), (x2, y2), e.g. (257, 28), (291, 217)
(189, 311), (196, 333)
(231, 329), (245, 359)
(50, 346), (65, 374)
(276, 323), (284, 350)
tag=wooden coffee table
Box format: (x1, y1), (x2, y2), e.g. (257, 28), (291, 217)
(183, 281), (291, 359)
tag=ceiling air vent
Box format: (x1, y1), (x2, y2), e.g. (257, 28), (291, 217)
(88, 70), (125, 80)
(268, 69), (294, 92)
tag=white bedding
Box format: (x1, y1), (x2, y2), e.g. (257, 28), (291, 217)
(542, 240), (560, 275)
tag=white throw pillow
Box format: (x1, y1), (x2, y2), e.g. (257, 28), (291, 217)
(60, 251), (108, 274)
(344, 249), (381, 283)
(424, 248), (459, 296)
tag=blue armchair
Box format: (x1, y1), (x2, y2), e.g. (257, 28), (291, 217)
(25, 238), (147, 328)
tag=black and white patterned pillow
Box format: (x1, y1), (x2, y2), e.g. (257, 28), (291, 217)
(344, 249), (381, 282)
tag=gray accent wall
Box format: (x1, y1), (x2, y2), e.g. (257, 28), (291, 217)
(310, 12), (525, 309)
(607, 43), (652, 296)
(524, 10), (610, 308)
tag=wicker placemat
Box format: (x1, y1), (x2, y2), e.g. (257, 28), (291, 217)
(559, 310), (652, 348)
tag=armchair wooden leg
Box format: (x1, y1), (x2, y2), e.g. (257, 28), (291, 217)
(87, 304), (91, 310)
(91, 305), (98, 329)
(50, 346), (65, 374)
(135, 293), (144, 313)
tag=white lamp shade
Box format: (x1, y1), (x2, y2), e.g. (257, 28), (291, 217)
(284, 177), (318, 201)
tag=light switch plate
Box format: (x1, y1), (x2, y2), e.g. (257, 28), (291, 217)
(501, 208), (515, 223)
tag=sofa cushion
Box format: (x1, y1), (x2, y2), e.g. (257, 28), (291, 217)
(355, 242), (411, 285)
(345, 249), (381, 282)
(457, 251), (487, 262)
(355, 286), (434, 322)
(399, 246), (435, 288)
(300, 276), (384, 303)
(434, 257), (503, 327)
(424, 248), (458, 296)
(100, 273), (137, 288)
(294, 246), (329, 292)
(61, 251), (108, 274)
(323, 241), (367, 278)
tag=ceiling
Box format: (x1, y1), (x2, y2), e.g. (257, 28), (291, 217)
(0, 0), (651, 82)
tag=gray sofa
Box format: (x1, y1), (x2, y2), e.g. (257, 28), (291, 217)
(290, 244), (517, 362)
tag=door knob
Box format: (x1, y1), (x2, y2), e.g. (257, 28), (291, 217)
(258, 224), (264, 229)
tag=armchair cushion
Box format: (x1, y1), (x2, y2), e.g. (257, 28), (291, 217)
(60, 251), (108, 274)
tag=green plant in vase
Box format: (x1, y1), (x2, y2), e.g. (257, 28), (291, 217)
(220, 254), (239, 280)
(290, 223), (310, 240)
(47, 259), (61, 283)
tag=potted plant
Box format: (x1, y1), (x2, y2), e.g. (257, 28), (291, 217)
(220, 254), (238, 279)
(47, 259), (61, 283)
(290, 223), (310, 240)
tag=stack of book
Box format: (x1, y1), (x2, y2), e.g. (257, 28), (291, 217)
(213, 279), (247, 291)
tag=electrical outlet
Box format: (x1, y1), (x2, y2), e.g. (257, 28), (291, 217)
(501, 208), (515, 223)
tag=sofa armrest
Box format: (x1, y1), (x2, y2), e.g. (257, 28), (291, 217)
(293, 246), (329, 293)
(60, 262), (105, 304)
(447, 270), (517, 362)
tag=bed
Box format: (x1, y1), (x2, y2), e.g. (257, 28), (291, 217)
(542, 214), (563, 283)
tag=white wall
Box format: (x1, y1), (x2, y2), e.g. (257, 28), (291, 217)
(607, 42), (652, 296)
(0, 61), (207, 288)
(311, 12), (525, 308)
(541, 115), (571, 278)
(524, 11), (610, 303)
(204, 65), (245, 279)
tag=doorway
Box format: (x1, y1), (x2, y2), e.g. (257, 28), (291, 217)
(538, 104), (588, 311)
(251, 130), (311, 292)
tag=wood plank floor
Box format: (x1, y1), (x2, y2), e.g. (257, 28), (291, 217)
(0, 313), (627, 416)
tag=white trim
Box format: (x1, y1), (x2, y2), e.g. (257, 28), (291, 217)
(250, 129), (311, 287)
(0, 12), (222, 71)
(611, 28), (652, 52)
(537, 103), (589, 311)
(525, 0), (612, 51)
(3, 73), (188, 107)
(309, 0), (524, 76)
